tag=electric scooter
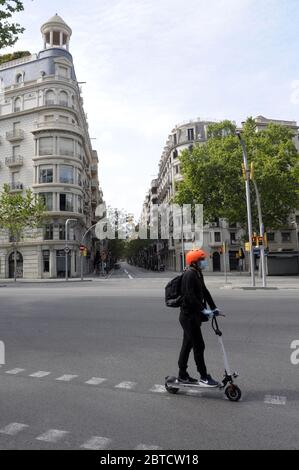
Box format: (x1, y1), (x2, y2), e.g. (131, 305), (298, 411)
(165, 311), (242, 402)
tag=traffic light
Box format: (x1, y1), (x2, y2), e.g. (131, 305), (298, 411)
(251, 235), (257, 246)
(258, 236), (263, 246)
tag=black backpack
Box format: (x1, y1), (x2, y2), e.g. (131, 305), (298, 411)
(165, 273), (184, 308)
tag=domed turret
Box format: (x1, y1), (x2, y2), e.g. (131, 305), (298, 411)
(41, 14), (72, 51)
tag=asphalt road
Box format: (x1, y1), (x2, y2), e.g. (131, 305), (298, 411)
(0, 262), (298, 450)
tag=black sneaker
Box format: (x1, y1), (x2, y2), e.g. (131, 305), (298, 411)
(178, 372), (198, 384)
(199, 374), (219, 387)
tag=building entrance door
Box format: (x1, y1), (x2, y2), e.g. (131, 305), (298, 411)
(56, 250), (71, 278)
(9, 251), (23, 278)
(212, 252), (221, 272)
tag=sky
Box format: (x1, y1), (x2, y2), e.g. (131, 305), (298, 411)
(2, 0), (299, 217)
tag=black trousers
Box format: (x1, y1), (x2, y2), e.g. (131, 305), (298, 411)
(178, 311), (207, 377)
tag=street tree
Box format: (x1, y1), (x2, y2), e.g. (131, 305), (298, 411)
(0, 184), (45, 281)
(0, 0), (24, 49)
(175, 118), (299, 232)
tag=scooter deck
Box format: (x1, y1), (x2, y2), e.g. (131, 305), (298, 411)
(165, 377), (221, 391)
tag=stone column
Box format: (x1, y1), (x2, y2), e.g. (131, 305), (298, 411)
(50, 249), (56, 278)
(59, 31), (63, 47)
(50, 30), (53, 47)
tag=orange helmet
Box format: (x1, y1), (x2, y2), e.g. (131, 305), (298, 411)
(186, 249), (207, 266)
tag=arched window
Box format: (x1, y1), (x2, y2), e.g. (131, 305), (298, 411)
(45, 90), (55, 106)
(59, 90), (68, 107)
(16, 73), (23, 84)
(71, 95), (75, 109)
(14, 97), (21, 112)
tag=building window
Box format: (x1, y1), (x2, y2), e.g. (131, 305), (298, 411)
(59, 137), (74, 156)
(39, 167), (53, 183)
(39, 137), (54, 156)
(78, 171), (82, 187)
(77, 141), (83, 160)
(173, 149), (178, 159)
(59, 165), (74, 184)
(14, 97), (21, 112)
(59, 90), (68, 107)
(187, 128), (194, 141)
(16, 73), (23, 84)
(230, 232), (236, 243)
(78, 196), (83, 213)
(60, 193), (73, 212)
(45, 90), (55, 105)
(281, 232), (291, 243)
(44, 224), (54, 240)
(59, 224), (65, 240)
(175, 165), (180, 174)
(173, 133), (177, 146)
(12, 145), (20, 157)
(267, 232), (275, 242)
(39, 193), (53, 211)
(214, 232), (221, 243)
(58, 66), (68, 78)
(43, 250), (50, 272)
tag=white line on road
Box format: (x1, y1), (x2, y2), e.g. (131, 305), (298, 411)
(85, 377), (107, 386)
(150, 384), (167, 394)
(5, 368), (25, 375)
(81, 436), (112, 450)
(36, 429), (69, 443)
(124, 269), (134, 280)
(135, 444), (162, 450)
(29, 371), (51, 378)
(115, 381), (137, 390)
(0, 423), (29, 435)
(56, 374), (78, 382)
(264, 395), (287, 405)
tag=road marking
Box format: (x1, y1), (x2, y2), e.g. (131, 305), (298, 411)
(29, 371), (51, 378)
(81, 436), (112, 450)
(56, 374), (78, 382)
(85, 377), (107, 386)
(135, 444), (162, 450)
(115, 381), (137, 390)
(150, 384), (167, 394)
(5, 368), (25, 375)
(0, 423), (29, 435)
(264, 395), (287, 405)
(124, 269), (134, 280)
(36, 429), (69, 443)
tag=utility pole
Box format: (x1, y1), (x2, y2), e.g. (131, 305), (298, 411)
(65, 218), (77, 282)
(252, 178), (267, 288)
(181, 205), (185, 271)
(237, 132), (256, 287)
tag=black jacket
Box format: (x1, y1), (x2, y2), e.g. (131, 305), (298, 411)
(181, 267), (216, 315)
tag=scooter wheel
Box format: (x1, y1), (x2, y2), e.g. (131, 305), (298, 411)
(225, 384), (241, 402)
(165, 383), (179, 394)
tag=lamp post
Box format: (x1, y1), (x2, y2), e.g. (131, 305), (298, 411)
(236, 132), (256, 287)
(181, 205), (185, 271)
(65, 218), (77, 281)
(252, 179), (267, 288)
(291, 221), (299, 251)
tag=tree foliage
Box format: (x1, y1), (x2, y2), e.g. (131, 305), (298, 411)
(0, 49), (30, 64)
(0, 184), (45, 241)
(0, 0), (24, 50)
(175, 118), (299, 231)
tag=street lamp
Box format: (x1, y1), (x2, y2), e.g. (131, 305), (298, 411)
(236, 132), (256, 287)
(65, 218), (77, 282)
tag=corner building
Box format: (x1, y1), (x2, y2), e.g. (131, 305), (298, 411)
(0, 15), (103, 278)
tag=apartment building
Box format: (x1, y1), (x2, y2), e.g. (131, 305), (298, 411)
(0, 15), (103, 278)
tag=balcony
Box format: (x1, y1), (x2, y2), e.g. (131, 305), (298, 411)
(91, 180), (98, 189)
(33, 120), (83, 137)
(5, 155), (24, 167)
(91, 165), (98, 173)
(6, 129), (24, 142)
(9, 182), (23, 192)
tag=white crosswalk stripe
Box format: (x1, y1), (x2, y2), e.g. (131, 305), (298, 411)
(115, 381), (137, 390)
(150, 384), (166, 393)
(0, 423), (29, 435)
(264, 395), (287, 405)
(85, 377), (107, 385)
(81, 436), (112, 450)
(29, 371), (51, 378)
(36, 429), (69, 443)
(5, 368), (25, 375)
(56, 374), (78, 382)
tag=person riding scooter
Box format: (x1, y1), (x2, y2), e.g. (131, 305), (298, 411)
(178, 249), (220, 387)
